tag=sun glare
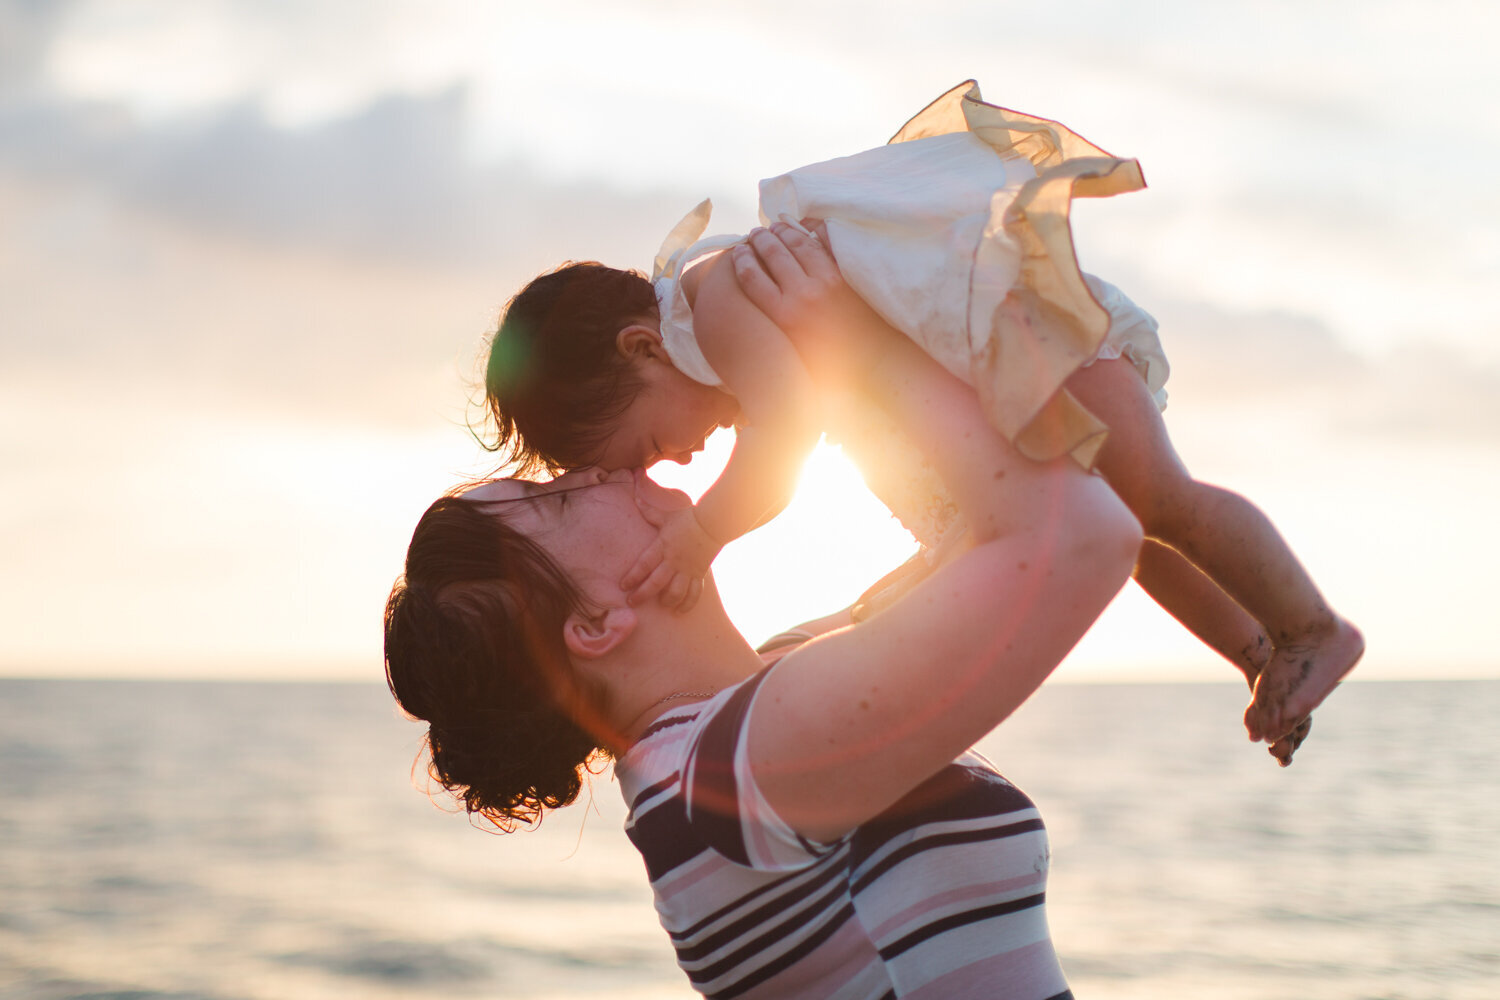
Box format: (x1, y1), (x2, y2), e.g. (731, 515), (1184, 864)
(648, 432), (918, 645)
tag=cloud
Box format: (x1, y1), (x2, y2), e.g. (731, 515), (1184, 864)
(0, 0), (78, 95)
(1146, 297), (1500, 449)
(0, 83), (706, 268)
(1347, 344), (1500, 447)
(0, 82), (726, 432)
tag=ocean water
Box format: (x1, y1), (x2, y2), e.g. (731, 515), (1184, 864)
(0, 679), (1495, 1000)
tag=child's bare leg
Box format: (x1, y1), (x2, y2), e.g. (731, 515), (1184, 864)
(1135, 539), (1267, 684)
(1066, 357), (1363, 742)
(1135, 540), (1311, 765)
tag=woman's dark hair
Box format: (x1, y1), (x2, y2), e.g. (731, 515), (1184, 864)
(483, 261), (658, 477)
(384, 488), (610, 832)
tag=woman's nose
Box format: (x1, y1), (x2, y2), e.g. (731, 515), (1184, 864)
(667, 440), (705, 465)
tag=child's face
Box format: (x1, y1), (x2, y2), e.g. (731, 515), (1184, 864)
(595, 362), (739, 470)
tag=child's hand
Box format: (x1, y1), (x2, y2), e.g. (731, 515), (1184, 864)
(620, 501), (722, 612)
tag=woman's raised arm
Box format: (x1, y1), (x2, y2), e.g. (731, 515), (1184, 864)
(732, 224), (1142, 843)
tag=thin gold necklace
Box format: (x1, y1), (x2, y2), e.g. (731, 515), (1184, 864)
(649, 690), (716, 710)
(625, 690), (717, 742)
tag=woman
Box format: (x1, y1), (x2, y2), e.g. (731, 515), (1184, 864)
(384, 226), (1143, 998)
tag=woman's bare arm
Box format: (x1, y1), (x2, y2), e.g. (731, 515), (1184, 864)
(732, 224), (1142, 843)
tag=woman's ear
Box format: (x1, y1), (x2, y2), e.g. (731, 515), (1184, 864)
(616, 322), (665, 362)
(563, 606), (638, 660)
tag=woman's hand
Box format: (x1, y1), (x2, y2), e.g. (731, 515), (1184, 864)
(730, 221), (888, 388)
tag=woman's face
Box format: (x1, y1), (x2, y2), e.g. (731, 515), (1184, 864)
(468, 467), (692, 600)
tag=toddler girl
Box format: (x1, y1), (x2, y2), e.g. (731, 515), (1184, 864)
(482, 81), (1361, 755)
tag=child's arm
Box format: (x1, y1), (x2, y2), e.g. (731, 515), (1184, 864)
(621, 249), (823, 609)
(692, 248), (824, 539)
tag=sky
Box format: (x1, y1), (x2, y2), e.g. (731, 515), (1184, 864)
(1, 0), (1496, 682)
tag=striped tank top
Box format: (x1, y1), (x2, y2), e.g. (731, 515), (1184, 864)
(614, 666), (1074, 999)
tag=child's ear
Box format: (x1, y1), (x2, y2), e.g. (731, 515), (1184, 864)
(562, 606), (637, 660)
(616, 323), (666, 362)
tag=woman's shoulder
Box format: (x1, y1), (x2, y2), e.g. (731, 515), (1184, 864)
(616, 672), (764, 802)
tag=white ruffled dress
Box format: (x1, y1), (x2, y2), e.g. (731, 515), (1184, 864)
(652, 81), (1169, 552)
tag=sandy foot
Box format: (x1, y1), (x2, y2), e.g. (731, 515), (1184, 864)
(1233, 635), (1313, 766)
(1266, 716), (1313, 767)
(1244, 617), (1365, 743)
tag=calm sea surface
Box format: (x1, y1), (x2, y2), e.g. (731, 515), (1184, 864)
(1, 679), (1495, 1000)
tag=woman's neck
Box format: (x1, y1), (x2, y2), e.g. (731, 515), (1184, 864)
(609, 601), (764, 746)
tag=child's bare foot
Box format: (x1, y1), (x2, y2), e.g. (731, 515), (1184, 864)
(1236, 636), (1313, 766)
(1267, 716), (1312, 766)
(1244, 617), (1364, 742)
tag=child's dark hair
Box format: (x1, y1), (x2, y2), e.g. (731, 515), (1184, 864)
(484, 262), (658, 477)
(383, 488), (610, 832)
